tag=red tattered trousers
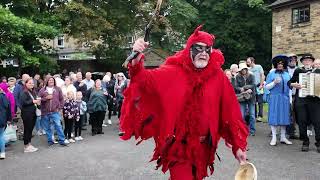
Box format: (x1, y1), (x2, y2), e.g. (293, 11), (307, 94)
(169, 162), (194, 180)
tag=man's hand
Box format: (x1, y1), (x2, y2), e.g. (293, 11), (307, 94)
(258, 84), (263, 90)
(246, 89), (253, 94)
(240, 88), (245, 93)
(46, 95), (53, 100)
(291, 82), (302, 89)
(236, 149), (247, 165)
(131, 38), (149, 66)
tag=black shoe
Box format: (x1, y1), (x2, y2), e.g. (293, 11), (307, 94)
(118, 132), (124, 136)
(59, 143), (68, 147)
(97, 131), (104, 134)
(301, 144), (309, 152)
(48, 142), (54, 146)
(92, 132), (97, 136)
(81, 128), (87, 130)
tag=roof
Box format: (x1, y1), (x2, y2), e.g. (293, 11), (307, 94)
(270, 0), (308, 9)
(143, 49), (169, 67)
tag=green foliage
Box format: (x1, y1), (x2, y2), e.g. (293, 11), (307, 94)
(0, 6), (59, 69)
(198, 0), (272, 70)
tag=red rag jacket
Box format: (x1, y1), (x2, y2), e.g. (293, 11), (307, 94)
(120, 36), (248, 180)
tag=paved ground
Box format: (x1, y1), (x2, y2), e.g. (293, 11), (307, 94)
(1, 117), (320, 180)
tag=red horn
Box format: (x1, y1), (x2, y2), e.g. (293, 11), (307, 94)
(193, 25), (203, 35)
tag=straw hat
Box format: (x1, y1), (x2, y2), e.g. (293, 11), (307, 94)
(238, 62), (249, 72)
(235, 162), (257, 180)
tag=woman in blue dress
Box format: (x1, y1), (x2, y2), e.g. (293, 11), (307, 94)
(265, 55), (292, 146)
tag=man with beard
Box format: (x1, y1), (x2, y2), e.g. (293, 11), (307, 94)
(120, 26), (248, 180)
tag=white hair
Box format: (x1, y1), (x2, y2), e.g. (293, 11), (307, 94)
(230, 64), (238, 70)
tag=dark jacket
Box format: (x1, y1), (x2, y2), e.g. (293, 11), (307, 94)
(234, 73), (256, 103)
(86, 88), (109, 113)
(13, 80), (24, 108)
(74, 81), (88, 101)
(0, 93), (12, 128)
(38, 86), (64, 116)
(20, 90), (37, 113)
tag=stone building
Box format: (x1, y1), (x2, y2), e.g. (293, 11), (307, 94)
(271, 0), (320, 59)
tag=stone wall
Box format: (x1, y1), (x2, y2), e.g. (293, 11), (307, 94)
(272, 0), (320, 59)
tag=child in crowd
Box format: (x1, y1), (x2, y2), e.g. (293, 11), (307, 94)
(75, 91), (87, 141)
(63, 91), (79, 144)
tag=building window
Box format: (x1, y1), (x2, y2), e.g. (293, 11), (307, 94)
(57, 36), (64, 48)
(292, 5), (310, 24)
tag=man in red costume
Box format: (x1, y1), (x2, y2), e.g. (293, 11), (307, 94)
(120, 25), (249, 180)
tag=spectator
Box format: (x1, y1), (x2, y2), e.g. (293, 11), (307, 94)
(75, 91), (86, 141)
(265, 55), (292, 146)
(87, 79), (109, 136)
(7, 77), (16, 93)
(20, 78), (41, 152)
(54, 74), (65, 88)
(61, 77), (77, 99)
(102, 73), (115, 125)
(0, 87), (12, 159)
(1, 76), (7, 83)
(84, 72), (94, 90)
(235, 62), (256, 136)
(246, 57), (265, 122)
(230, 64), (239, 78)
(0, 83), (16, 118)
(63, 91), (79, 144)
(287, 53), (299, 140)
(224, 69), (235, 88)
(13, 74), (30, 109)
(39, 76), (67, 146)
(33, 74), (41, 90)
(73, 72), (87, 101)
(114, 73), (128, 120)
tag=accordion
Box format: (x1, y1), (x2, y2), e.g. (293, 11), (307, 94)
(299, 72), (320, 98)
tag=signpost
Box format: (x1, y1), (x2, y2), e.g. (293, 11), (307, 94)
(0, 58), (19, 68)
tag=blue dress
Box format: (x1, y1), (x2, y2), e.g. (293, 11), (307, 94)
(266, 70), (290, 126)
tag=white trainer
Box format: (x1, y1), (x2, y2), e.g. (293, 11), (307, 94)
(69, 139), (75, 143)
(78, 136), (84, 141)
(24, 146), (38, 153)
(75, 137), (80, 141)
(108, 120), (112, 125)
(0, 152), (5, 159)
(64, 139), (70, 144)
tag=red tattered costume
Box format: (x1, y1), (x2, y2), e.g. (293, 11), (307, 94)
(120, 26), (249, 180)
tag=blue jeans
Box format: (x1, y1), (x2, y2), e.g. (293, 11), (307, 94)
(35, 116), (43, 132)
(0, 127), (5, 153)
(42, 112), (65, 144)
(240, 101), (256, 134)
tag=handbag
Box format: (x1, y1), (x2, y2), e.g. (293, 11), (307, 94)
(4, 124), (17, 143)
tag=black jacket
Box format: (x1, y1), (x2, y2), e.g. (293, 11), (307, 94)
(20, 90), (37, 113)
(74, 81), (88, 101)
(0, 93), (11, 128)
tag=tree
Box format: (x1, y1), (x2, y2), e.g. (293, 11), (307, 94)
(194, 0), (272, 70)
(0, 6), (59, 73)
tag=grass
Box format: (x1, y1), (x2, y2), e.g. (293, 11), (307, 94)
(261, 103), (269, 123)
